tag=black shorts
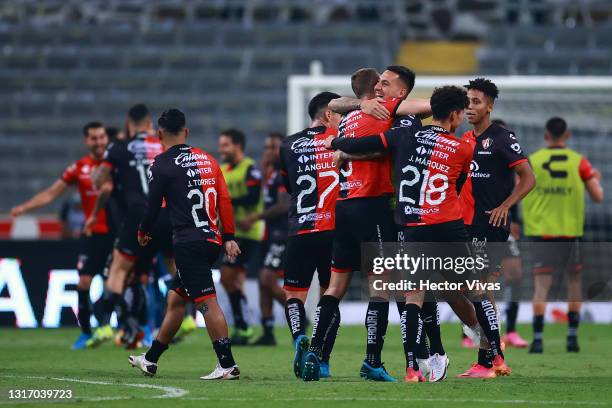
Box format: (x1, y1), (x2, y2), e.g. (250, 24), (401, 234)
(284, 231), (333, 291)
(399, 220), (474, 288)
(332, 196), (396, 273)
(115, 206), (173, 262)
(526, 237), (582, 275)
(466, 224), (511, 276)
(170, 240), (221, 302)
(221, 238), (263, 274)
(402, 219), (470, 243)
(77, 233), (115, 277)
(262, 240), (286, 272)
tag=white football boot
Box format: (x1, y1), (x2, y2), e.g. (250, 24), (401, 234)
(200, 363), (240, 380)
(128, 354), (157, 377)
(427, 353), (449, 382)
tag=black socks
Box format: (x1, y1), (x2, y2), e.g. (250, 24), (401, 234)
(473, 296), (504, 359)
(421, 301), (444, 356)
(506, 301), (519, 333)
(285, 298), (306, 341)
(213, 337), (236, 368)
(400, 304), (422, 371)
(364, 298), (389, 368)
(145, 340), (168, 363)
(309, 295), (340, 358)
(228, 291), (248, 330)
(77, 289), (92, 335)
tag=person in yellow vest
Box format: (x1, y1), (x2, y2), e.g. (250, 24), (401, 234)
(522, 117), (603, 354)
(218, 129), (265, 345)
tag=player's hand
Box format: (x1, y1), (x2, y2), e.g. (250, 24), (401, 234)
(238, 215), (257, 231)
(138, 231), (152, 247)
(224, 240), (241, 262)
(361, 98), (390, 120)
(333, 150), (346, 168)
(324, 135), (336, 150)
(83, 215), (97, 237)
(592, 168), (602, 181)
(510, 221), (521, 240)
(486, 204), (510, 228)
(10, 205), (25, 218)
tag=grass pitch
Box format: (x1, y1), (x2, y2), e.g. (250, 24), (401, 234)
(1, 323), (611, 408)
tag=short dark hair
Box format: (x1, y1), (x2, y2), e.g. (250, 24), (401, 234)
(430, 86), (469, 120)
(351, 68), (379, 99)
(546, 117), (567, 139)
(492, 118), (508, 128)
(466, 77), (499, 101)
(267, 132), (285, 142)
(386, 65), (416, 94)
(158, 109), (186, 135)
(128, 103), (150, 124)
(221, 128), (246, 149)
(83, 121), (104, 136)
(308, 91), (341, 120)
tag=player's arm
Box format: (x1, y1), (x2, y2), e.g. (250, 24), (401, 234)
(327, 131), (391, 155)
(92, 162), (112, 189)
(84, 181), (113, 235)
(279, 145), (292, 193)
(329, 97), (391, 120)
(231, 164), (262, 207)
(487, 162), (536, 228)
(395, 98), (432, 119)
(10, 179), (69, 218)
(137, 162), (165, 246)
(579, 158), (604, 202)
(216, 167), (240, 260)
(332, 151), (384, 169)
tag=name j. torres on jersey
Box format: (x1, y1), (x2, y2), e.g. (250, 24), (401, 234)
(280, 126), (339, 234)
(330, 123), (472, 226)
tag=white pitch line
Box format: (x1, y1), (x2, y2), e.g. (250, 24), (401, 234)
(184, 396), (609, 406)
(1, 375), (188, 401)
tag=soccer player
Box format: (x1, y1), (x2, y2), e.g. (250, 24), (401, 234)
(325, 66), (437, 381)
(280, 92), (342, 380)
(10, 122), (114, 349)
(90, 104), (172, 347)
(457, 78), (535, 378)
(523, 117), (603, 354)
(321, 85), (473, 383)
(129, 109), (241, 379)
(218, 128), (265, 344)
(240, 132), (290, 346)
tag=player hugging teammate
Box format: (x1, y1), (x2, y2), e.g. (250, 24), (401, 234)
(297, 72), (538, 382)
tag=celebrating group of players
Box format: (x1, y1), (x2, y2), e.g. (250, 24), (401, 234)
(11, 64), (603, 382)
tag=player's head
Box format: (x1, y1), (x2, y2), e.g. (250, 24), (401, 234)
(218, 128), (246, 164)
(308, 91), (342, 129)
(127, 103), (152, 136)
(375, 65), (415, 100)
(105, 126), (126, 143)
(351, 68), (380, 99)
(465, 78), (499, 125)
(545, 116), (570, 144)
(157, 109), (189, 146)
(430, 85), (469, 132)
(263, 132), (284, 167)
(83, 121), (108, 158)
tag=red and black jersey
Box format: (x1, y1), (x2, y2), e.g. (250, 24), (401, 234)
(331, 124), (472, 226)
(61, 155), (109, 234)
(263, 168), (289, 241)
(280, 126), (339, 235)
(139, 144), (234, 245)
(102, 132), (163, 209)
(459, 123), (527, 228)
(336, 98), (403, 200)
